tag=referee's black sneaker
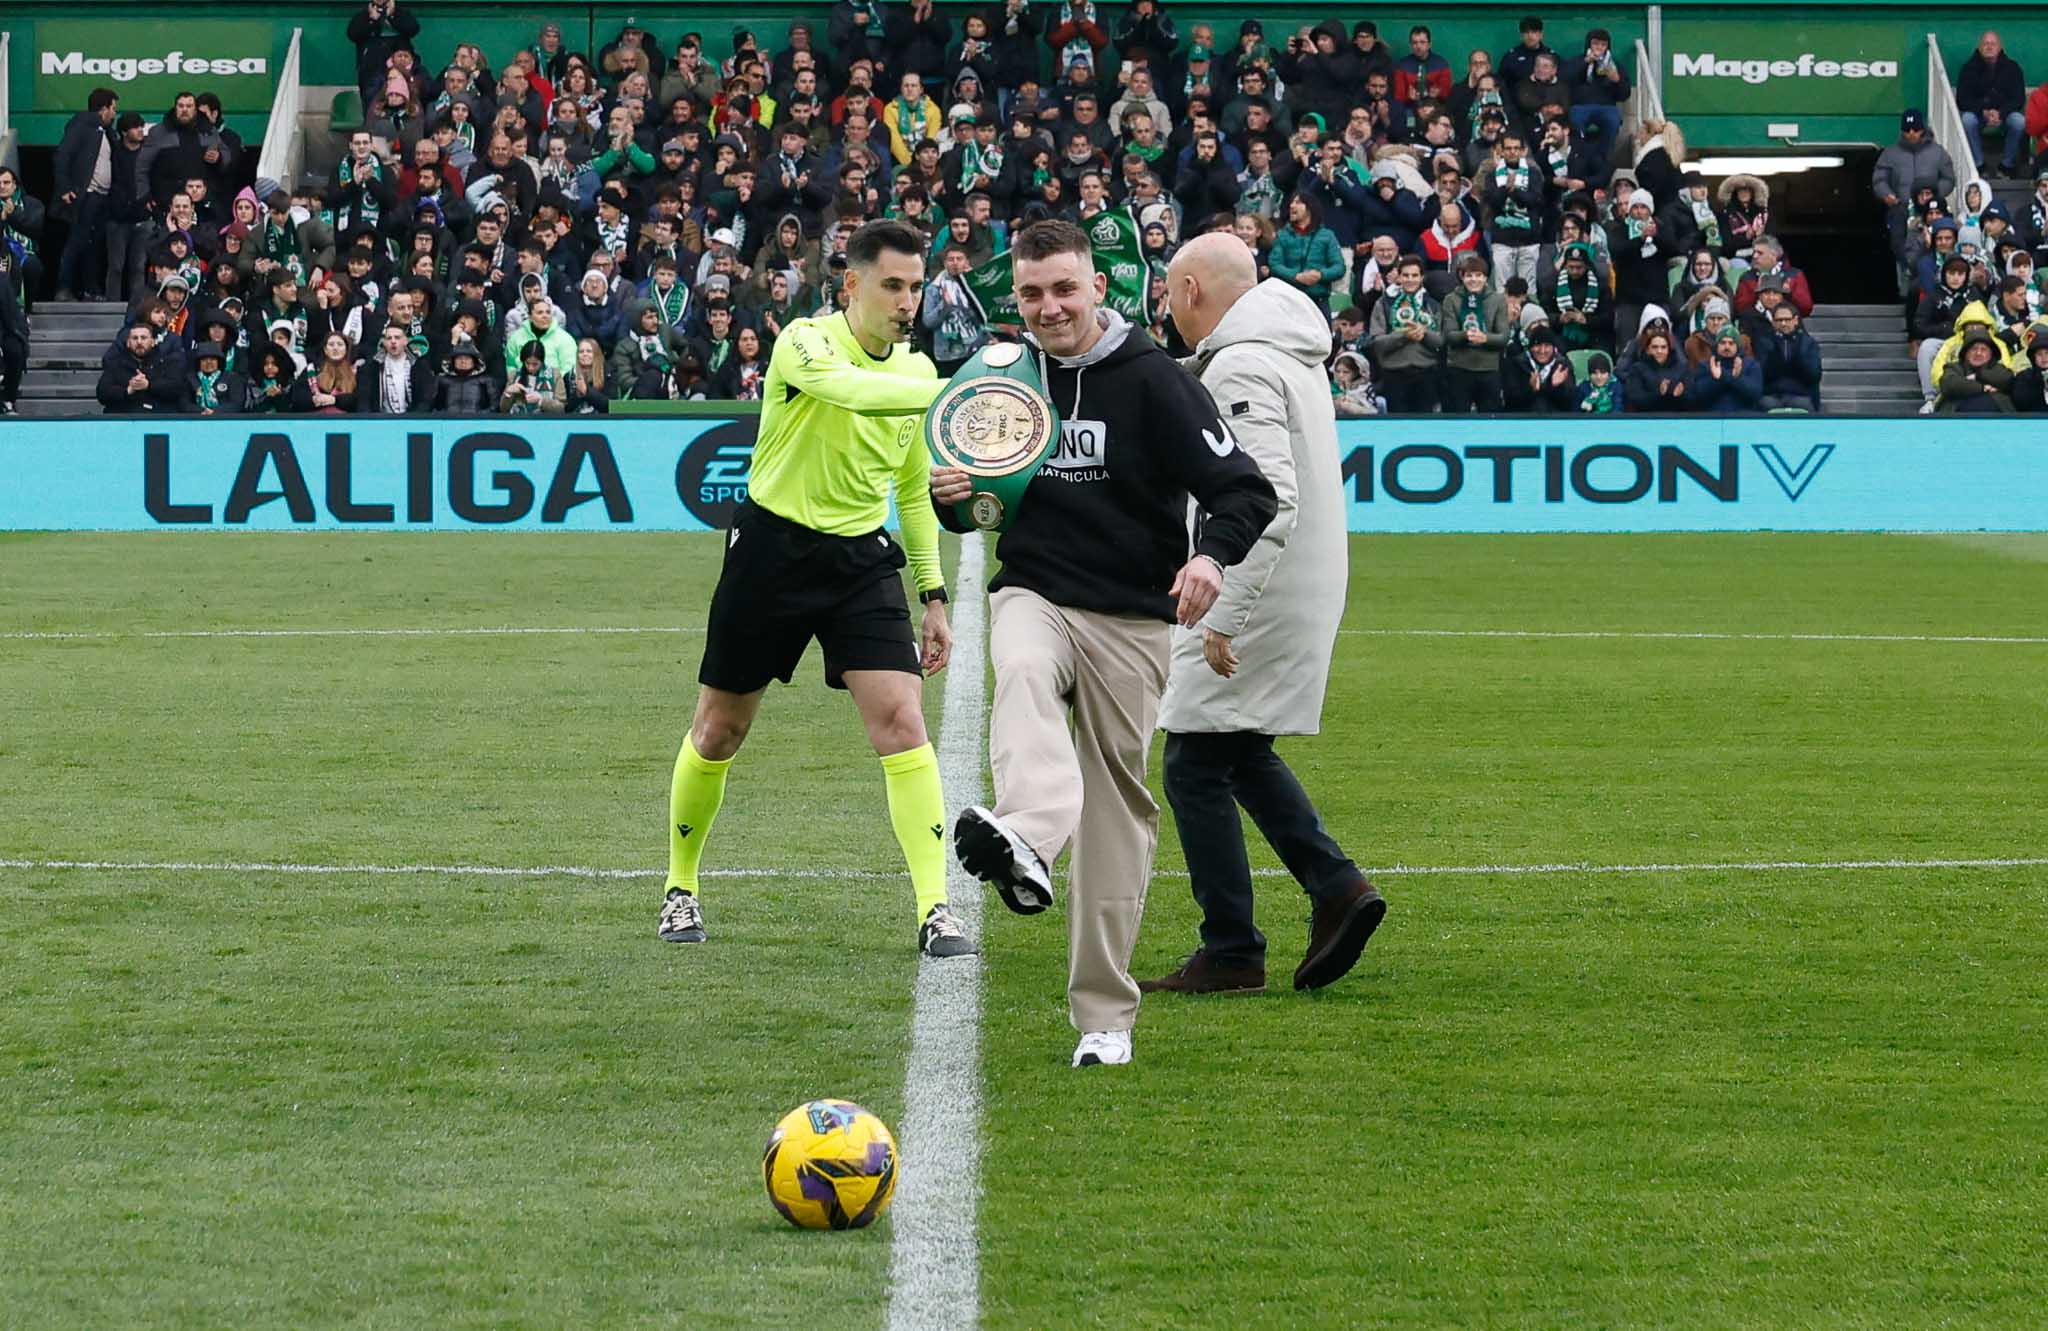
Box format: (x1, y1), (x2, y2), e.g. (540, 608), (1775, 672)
(954, 806), (1053, 914)
(918, 903), (977, 958)
(1294, 878), (1386, 990)
(658, 887), (706, 943)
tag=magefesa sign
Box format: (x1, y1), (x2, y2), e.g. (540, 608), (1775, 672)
(34, 20), (278, 114)
(1663, 20), (1903, 117)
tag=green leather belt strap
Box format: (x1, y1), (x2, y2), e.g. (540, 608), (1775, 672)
(923, 341), (1061, 533)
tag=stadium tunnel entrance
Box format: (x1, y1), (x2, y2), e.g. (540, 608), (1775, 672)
(1692, 149), (1896, 305)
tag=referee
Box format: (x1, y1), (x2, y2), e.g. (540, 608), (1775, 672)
(935, 221), (1278, 1067)
(657, 220), (973, 961)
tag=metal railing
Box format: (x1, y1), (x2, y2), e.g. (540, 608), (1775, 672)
(1925, 34), (1970, 211)
(0, 31), (15, 172)
(1622, 36), (1665, 147)
(257, 28), (305, 186)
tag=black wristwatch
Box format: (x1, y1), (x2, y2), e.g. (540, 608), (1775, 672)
(919, 587), (950, 606)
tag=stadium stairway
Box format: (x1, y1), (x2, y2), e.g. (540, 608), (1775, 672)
(1806, 304), (1923, 416)
(18, 300), (125, 418)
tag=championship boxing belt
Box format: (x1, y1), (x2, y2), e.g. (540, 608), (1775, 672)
(923, 341), (1060, 533)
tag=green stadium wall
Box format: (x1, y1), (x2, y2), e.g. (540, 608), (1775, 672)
(5, 3), (2044, 151)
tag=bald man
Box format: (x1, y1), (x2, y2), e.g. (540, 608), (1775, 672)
(1142, 234), (1386, 995)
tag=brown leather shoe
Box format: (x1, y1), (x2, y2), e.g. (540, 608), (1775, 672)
(1294, 878), (1387, 991)
(1137, 949), (1266, 995)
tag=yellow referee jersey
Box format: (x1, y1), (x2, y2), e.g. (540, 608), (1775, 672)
(749, 313), (946, 594)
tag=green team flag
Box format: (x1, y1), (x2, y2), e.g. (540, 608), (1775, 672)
(961, 209), (1152, 329)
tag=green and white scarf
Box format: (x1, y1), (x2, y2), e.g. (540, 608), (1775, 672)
(1544, 144), (1570, 180)
(509, 365), (559, 415)
(1058, 2), (1098, 76)
(635, 330), (673, 370)
(1580, 377), (1615, 412)
(1689, 195), (1722, 251)
(261, 216), (306, 282)
(650, 280), (687, 328)
(959, 140), (1004, 192)
(195, 370), (223, 411)
(597, 217), (630, 257)
(1, 189), (37, 256)
(1449, 290), (1484, 335)
(1493, 159), (1533, 228)
(1468, 90), (1505, 136)
(1387, 287), (1434, 330)
(1238, 172), (1282, 220)
(337, 155), (385, 231)
(1554, 246), (1600, 316)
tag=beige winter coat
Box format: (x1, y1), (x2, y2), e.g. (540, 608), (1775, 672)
(1158, 278), (1349, 737)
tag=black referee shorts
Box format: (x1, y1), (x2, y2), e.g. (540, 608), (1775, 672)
(697, 500), (922, 693)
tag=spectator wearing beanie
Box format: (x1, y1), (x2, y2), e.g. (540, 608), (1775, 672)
(1545, 240), (1612, 354)
(1503, 320), (1576, 413)
(347, 0), (421, 106)
(1606, 192), (1668, 347)
(1689, 325), (1762, 414)
(1440, 253), (1508, 411)
(2010, 323), (2048, 410)
(1575, 350), (1619, 412)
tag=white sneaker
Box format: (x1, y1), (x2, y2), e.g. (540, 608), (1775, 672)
(1072, 1030), (1132, 1067)
(1918, 399), (1937, 415)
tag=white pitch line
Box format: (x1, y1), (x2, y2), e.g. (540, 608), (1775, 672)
(1, 626), (703, 641)
(887, 533), (987, 1331)
(8, 625), (2044, 646)
(1338, 628), (2048, 646)
(5, 854), (2044, 884)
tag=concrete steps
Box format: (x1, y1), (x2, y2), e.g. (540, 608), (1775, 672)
(19, 300), (124, 418)
(1804, 303), (1922, 415)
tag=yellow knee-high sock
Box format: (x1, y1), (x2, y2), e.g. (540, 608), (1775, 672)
(667, 737), (733, 895)
(880, 743), (948, 920)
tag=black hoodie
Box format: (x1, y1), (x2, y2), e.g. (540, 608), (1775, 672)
(964, 311), (1278, 622)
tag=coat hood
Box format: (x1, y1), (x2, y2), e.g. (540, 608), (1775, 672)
(1716, 173), (1769, 206)
(1638, 303), (1671, 332)
(1026, 306), (1140, 368)
(1954, 299), (1998, 333)
(1197, 278), (1336, 370)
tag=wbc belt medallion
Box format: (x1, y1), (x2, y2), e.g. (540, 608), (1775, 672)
(925, 342), (1060, 533)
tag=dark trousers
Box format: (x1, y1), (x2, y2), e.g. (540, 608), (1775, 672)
(58, 191), (109, 298)
(105, 219), (153, 304)
(1441, 366), (1502, 412)
(1380, 366), (1439, 414)
(1, 334), (27, 406)
(1162, 731), (1361, 967)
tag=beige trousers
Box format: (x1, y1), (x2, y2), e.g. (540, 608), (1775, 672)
(987, 586), (1171, 1033)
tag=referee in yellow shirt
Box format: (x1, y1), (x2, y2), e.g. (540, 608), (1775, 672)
(657, 220), (971, 959)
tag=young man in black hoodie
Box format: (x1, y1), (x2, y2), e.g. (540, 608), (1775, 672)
(935, 220), (1278, 1068)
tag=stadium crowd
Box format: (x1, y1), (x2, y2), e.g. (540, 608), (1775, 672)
(10, 4), (2048, 416)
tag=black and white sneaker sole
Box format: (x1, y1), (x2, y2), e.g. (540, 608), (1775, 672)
(954, 806), (1052, 915)
(659, 928), (707, 944)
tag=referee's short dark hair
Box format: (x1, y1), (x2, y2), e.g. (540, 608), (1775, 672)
(1012, 219), (1092, 266)
(847, 219), (927, 269)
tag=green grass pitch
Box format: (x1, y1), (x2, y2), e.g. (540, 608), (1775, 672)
(2, 531), (2044, 1328)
